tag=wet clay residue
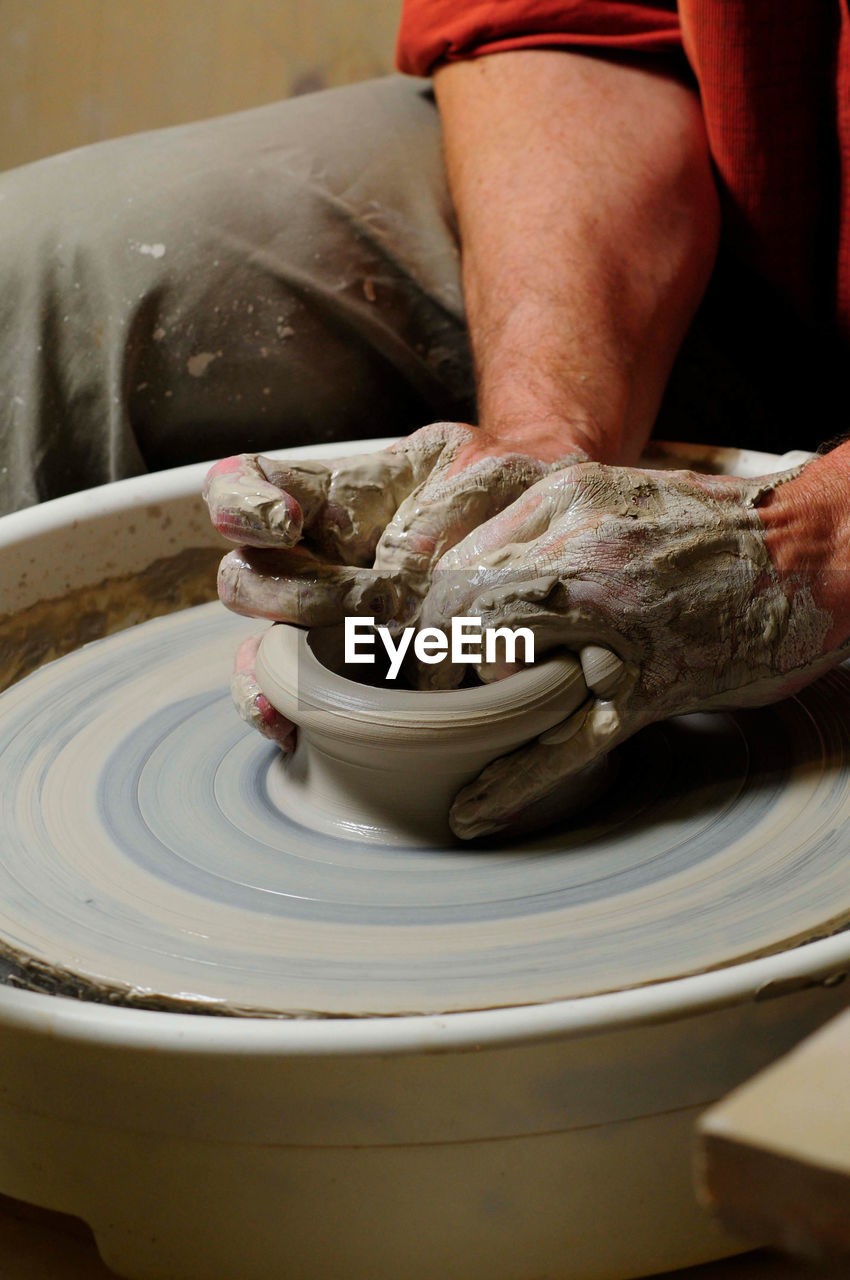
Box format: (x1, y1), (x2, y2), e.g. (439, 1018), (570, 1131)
(0, 943), (281, 1019)
(0, 545), (221, 693)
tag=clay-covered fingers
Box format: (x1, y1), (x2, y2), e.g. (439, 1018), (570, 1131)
(206, 429), (591, 625)
(372, 454), (591, 594)
(298, 448), (432, 566)
(204, 450), (416, 563)
(265, 423), (483, 563)
(204, 454), (309, 548)
(203, 423), (481, 565)
(231, 632), (296, 750)
(218, 545), (401, 627)
(397, 465), (613, 673)
(450, 694), (637, 840)
(374, 455), (549, 574)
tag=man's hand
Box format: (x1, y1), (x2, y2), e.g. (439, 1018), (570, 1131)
(205, 422), (588, 606)
(412, 456), (850, 839)
(204, 421), (588, 742)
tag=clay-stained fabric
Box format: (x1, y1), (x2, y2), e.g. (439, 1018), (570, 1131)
(0, 79), (475, 514)
(397, 0), (850, 346)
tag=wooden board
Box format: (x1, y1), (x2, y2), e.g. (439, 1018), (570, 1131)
(698, 1008), (850, 1262)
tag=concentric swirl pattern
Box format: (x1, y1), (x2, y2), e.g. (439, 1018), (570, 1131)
(0, 602), (849, 1016)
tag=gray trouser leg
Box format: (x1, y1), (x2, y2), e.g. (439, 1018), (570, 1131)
(0, 77), (473, 513)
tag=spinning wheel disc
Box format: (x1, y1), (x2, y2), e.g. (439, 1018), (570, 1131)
(0, 601), (849, 1017)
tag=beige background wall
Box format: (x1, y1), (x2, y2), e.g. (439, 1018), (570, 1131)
(1, 0), (400, 170)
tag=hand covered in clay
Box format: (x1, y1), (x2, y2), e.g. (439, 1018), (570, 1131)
(415, 460), (850, 838)
(203, 422), (587, 744)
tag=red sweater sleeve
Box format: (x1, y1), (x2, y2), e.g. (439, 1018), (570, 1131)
(396, 1), (682, 77)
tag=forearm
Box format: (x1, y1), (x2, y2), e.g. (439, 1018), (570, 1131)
(759, 443), (850, 653)
(434, 50), (720, 463)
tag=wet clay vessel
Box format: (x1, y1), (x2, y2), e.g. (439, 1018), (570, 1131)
(255, 622), (604, 844)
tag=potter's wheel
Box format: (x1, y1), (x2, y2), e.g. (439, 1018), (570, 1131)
(1, 598), (849, 1018)
(2, 441), (850, 1280)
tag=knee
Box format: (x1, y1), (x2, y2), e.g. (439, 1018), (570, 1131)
(0, 142), (137, 309)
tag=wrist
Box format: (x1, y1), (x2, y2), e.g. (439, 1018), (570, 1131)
(482, 412), (609, 465)
(757, 444), (850, 651)
(475, 345), (633, 465)
(471, 304), (652, 465)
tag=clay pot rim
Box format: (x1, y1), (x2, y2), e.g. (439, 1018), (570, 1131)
(255, 622), (586, 745)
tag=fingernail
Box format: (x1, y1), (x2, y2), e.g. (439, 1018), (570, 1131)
(267, 496), (302, 544)
(217, 551), (243, 603)
(579, 645), (625, 699)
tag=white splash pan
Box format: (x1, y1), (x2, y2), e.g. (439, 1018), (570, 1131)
(0, 439), (846, 1280)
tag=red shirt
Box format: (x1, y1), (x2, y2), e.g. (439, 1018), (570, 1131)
(397, 1), (850, 349)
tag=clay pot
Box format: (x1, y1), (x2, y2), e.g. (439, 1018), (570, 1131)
(255, 622), (594, 845)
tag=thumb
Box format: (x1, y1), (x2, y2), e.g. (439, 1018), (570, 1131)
(449, 693), (634, 840)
